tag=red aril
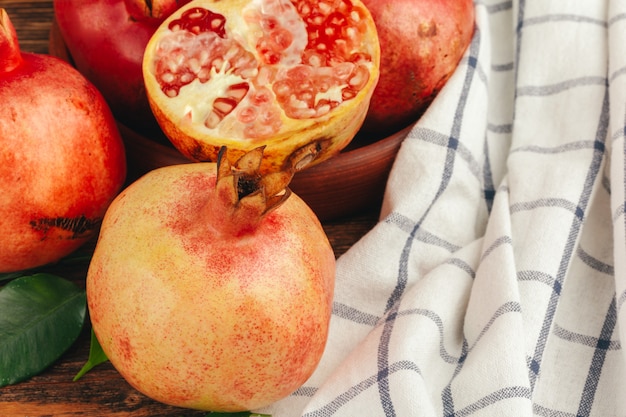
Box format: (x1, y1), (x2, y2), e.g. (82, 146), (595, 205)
(361, 0), (475, 138)
(53, 0), (191, 135)
(87, 147), (335, 412)
(142, 0), (380, 173)
(0, 9), (126, 273)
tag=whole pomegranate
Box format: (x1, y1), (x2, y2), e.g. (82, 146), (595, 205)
(86, 147), (335, 412)
(53, 0), (191, 135)
(142, 0), (380, 173)
(361, 0), (475, 138)
(0, 9), (126, 273)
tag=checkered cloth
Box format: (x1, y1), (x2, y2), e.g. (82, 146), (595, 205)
(264, 0), (626, 415)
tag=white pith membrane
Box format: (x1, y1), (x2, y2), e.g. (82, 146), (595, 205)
(149, 0), (375, 140)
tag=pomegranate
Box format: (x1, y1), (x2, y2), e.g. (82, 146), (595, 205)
(86, 147), (335, 412)
(0, 9), (126, 273)
(361, 0), (475, 138)
(53, 0), (191, 135)
(142, 0), (380, 173)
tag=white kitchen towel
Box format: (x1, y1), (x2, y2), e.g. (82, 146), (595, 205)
(265, 0), (626, 415)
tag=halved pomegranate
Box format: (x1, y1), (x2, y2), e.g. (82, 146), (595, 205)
(142, 0), (380, 173)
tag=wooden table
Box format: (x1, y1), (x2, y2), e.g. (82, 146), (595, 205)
(0, 1), (380, 415)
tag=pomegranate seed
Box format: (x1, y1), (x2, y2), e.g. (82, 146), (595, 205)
(228, 83), (250, 101)
(250, 87), (273, 106)
(169, 7), (226, 38)
(180, 72), (195, 84)
(315, 103), (331, 117)
(161, 72), (175, 84)
(318, 2), (333, 15)
(205, 110), (222, 129)
(213, 97), (237, 117)
(197, 68), (211, 83)
(271, 28), (293, 51)
(237, 106), (258, 124)
(348, 64), (369, 89)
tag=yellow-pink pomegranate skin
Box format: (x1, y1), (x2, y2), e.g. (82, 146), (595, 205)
(86, 161), (335, 412)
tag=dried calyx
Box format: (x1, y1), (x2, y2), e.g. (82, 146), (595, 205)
(211, 145), (316, 235)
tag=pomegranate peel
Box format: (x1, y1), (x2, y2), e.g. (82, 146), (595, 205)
(142, 0), (380, 173)
(0, 8), (126, 273)
(53, 0), (192, 135)
(360, 0), (475, 137)
(87, 147), (335, 412)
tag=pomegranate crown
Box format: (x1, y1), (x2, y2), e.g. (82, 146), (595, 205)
(0, 9), (23, 74)
(124, 0), (184, 23)
(212, 145), (319, 233)
(216, 146), (293, 216)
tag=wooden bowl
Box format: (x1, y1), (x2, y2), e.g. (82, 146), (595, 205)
(48, 21), (410, 221)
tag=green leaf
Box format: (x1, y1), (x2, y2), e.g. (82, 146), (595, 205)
(73, 328), (108, 381)
(0, 273), (86, 387)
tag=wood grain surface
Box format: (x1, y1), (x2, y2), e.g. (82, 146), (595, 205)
(0, 1), (380, 415)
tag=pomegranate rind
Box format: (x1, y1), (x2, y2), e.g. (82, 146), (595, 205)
(86, 162), (335, 412)
(142, 0), (380, 173)
(360, 0), (475, 137)
(0, 52), (126, 273)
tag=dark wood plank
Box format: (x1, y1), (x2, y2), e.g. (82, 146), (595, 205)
(2, 0), (54, 55)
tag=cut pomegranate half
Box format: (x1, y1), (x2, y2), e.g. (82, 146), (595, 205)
(143, 0), (380, 173)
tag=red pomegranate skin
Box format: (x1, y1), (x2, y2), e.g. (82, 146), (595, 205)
(361, 0), (475, 138)
(0, 41), (126, 272)
(53, 0), (190, 134)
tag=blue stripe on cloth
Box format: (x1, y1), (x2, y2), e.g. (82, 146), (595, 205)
(443, 257), (477, 279)
(513, 0), (526, 106)
(523, 14), (606, 28)
(487, 123), (513, 133)
(527, 87), (609, 392)
(516, 76), (607, 97)
(483, 134), (497, 212)
(442, 301), (525, 416)
(577, 298), (618, 416)
(607, 11), (626, 26)
(332, 302), (380, 327)
(510, 140), (606, 155)
(376, 20), (483, 417)
(509, 198), (582, 218)
(448, 386), (532, 417)
(479, 235), (513, 262)
(610, 65), (626, 82)
(576, 247), (615, 275)
(518, 270), (557, 288)
(385, 212), (462, 253)
(441, 339), (469, 417)
(553, 324), (621, 350)
(533, 403), (579, 417)
(397, 127), (484, 180)
(479, 0), (513, 14)
(301, 361), (423, 417)
(393, 308), (465, 364)
(467, 301), (522, 352)
(618, 289), (626, 313)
